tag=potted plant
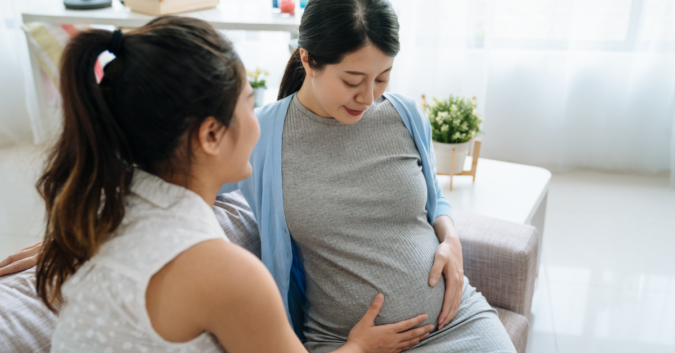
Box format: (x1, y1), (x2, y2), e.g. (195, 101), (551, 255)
(247, 68), (269, 108)
(427, 95), (483, 174)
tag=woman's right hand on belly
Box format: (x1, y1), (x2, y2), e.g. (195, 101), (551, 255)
(0, 241), (41, 277)
(337, 293), (434, 353)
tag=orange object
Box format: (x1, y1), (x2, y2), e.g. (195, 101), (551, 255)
(280, 0), (295, 15)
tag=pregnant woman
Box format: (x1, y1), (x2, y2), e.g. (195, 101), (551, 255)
(218, 1), (517, 352)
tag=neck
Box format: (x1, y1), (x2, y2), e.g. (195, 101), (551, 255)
(157, 168), (219, 206)
(296, 76), (333, 118)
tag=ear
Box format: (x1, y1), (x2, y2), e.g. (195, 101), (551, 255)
(196, 117), (226, 157)
(299, 48), (314, 78)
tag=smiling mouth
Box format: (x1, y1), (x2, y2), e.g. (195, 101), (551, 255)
(344, 106), (365, 116)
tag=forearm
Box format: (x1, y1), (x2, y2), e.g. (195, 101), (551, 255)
(433, 215), (457, 242)
(433, 215), (463, 266)
(331, 342), (362, 353)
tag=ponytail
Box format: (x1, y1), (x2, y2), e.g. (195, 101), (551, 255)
(35, 16), (244, 312)
(36, 29), (132, 311)
(278, 48), (305, 100)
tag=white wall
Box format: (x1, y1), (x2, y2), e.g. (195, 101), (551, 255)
(0, 23), (34, 146)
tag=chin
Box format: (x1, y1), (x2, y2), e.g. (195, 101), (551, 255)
(223, 163), (253, 184)
(241, 163), (253, 179)
(335, 112), (364, 125)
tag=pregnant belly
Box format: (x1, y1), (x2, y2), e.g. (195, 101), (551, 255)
(301, 233), (446, 341)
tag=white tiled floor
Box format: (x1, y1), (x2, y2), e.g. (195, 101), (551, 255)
(0, 142), (47, 257)
(1, 143), (674, 352)
(527, 170), (675, 353)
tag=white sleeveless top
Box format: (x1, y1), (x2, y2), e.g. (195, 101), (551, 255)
(51, 170), (228, 353)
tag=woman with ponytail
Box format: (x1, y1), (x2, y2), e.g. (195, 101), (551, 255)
(219, 0), (518, 352)
(6, 16), (431, 353)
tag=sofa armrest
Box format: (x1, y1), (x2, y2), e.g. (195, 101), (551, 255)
(452, 210), (539, 317)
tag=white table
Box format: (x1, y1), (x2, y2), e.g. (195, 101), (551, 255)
(437, 157), (551, 271)
(21, 0), (301, 134)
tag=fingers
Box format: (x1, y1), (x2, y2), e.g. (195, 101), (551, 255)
(438, 280), (454, 328)
(399, 324), (434, 341)
(428, 253), (445, 286)
(390, 313), (428, 332)
(24, 242), (42, 251)
(397, 327), (432, 351)
(439, 278), (464, 329)
(0, 242), (42, 269)
(361, 293), (384, 324)
(0, 256), (37, 277)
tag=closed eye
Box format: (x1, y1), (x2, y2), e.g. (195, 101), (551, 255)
(343, 81), (359, 88)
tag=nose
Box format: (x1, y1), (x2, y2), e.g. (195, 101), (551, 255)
(355, 81), (375, 108)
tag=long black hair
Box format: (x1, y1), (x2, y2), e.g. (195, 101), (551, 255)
(36, 16), (244, 311)
(278, 0), (400, 100)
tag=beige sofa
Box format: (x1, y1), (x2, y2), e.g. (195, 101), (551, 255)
(0, 193), (538, 353)
(454, 210), (539, 353)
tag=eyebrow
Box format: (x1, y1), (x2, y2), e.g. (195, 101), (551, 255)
(345, 67), (393, 76)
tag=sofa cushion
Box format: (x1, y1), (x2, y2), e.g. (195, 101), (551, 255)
(0, 266), (58, 353)
(494, 306), (529, 353)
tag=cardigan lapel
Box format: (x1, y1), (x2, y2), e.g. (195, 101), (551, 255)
(270, 94), (295, 235)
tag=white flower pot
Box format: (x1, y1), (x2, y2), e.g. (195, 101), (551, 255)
(433, 140), (472, 175)
(253, 87), (266, 108)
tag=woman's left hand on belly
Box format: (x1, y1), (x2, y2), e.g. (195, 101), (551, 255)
(429, 216), (465, 330)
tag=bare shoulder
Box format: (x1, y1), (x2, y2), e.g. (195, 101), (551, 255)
(146, 238), (303, 352)
(175, 238), (276, 302)
(146, 239), (269, 342)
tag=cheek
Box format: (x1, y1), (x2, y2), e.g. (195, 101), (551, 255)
(315, 77), (350, 109)
(375, 83), (388, 98)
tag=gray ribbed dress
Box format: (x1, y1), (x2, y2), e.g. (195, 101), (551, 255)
(282, 95), (515, 353)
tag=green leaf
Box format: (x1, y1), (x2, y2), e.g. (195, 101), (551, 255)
(426, 95), (484, 144)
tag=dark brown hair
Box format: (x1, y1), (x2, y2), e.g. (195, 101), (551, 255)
(278, 0), (400, 100)
(36, 16), (244, 311)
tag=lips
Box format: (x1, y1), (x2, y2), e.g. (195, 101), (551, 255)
(344, 106), (365, 116)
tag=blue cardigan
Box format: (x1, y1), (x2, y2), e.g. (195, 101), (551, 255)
(219, 92), (452, 335)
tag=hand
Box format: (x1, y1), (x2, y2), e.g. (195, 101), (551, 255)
(0, 241), (42, 277)
(344, 293), (433, 353)
(428, 237), (464, 330)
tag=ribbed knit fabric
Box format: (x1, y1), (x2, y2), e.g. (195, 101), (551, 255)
(282, 96), (515, 353)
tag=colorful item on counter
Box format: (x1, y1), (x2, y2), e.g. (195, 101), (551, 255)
(280, 0), (295, 15)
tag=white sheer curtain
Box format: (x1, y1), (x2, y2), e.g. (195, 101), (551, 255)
(388, 0), (675, 185)
(0, 0), (39, 146)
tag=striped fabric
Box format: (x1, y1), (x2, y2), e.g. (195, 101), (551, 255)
(0, 267), (58, 353)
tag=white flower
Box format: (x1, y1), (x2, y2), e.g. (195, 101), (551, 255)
(450, 104), (459, 112)
(441, 125), (449, 133)
(460, 122), (468, 131)
(453, 118), (461, 126)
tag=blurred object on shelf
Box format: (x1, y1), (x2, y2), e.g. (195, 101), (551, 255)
(63, 0), (112, 10)
(247, 68), (269, 108)
(280, 0), (295, 15)
(125, 0), (219, 15)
